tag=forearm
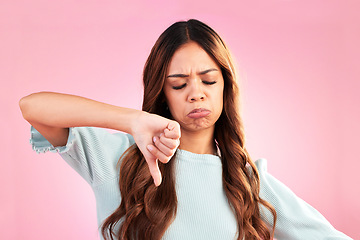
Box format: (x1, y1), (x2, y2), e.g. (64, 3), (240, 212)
(19, 91), (141, 134)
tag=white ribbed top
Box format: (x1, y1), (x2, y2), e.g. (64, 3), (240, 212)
(30, 126), (352, 240)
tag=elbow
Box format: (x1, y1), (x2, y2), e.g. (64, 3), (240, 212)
(19, 93), (38, 121)
(19, 95), (31, 121)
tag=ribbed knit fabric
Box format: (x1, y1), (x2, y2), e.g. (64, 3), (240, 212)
(30, 126), (352, 240)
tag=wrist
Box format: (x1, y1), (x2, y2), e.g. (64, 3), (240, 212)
(129, 109), (148, 136)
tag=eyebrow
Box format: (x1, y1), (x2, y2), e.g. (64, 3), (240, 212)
(166, 68), (218, 78)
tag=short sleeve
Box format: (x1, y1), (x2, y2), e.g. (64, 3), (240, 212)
(255, 158), (352, 240)
(30, 126), (135, 187)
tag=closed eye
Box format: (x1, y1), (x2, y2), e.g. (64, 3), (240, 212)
(172, 83), (186, 90)
(203, 81), (217, 85)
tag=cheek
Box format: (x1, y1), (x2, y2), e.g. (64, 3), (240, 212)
(166, 95), (176, 109)
(217, 98), (224, 114)
(216, 88), (224, 109)
(167, 98), (181, 118)
(165, 89), (185, 117)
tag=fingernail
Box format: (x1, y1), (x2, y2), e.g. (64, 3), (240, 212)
(147, 145), (153, 151)
(153, 136), (157, 143)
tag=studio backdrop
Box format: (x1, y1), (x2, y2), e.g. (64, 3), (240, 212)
(1, 1), (359, 239)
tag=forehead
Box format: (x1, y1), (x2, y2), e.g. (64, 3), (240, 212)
(167, 42), (220, 74)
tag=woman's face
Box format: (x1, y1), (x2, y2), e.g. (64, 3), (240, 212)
(163, 41), (224, 133)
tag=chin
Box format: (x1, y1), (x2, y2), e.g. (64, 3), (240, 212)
(188, 121), (216, 132)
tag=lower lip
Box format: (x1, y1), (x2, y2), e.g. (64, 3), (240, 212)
(187, 110), (211, 119)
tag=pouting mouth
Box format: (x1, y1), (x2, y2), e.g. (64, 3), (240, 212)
(188, 108), (210, 114)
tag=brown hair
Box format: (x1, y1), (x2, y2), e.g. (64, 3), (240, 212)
(101, 19), (277, 240)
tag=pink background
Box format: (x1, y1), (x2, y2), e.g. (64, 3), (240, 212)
(2, 0), (359, 239)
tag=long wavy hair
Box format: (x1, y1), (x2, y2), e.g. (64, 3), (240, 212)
(101, 19), (277, 240)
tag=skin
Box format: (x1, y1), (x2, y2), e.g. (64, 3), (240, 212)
(163, 41), (224, 155)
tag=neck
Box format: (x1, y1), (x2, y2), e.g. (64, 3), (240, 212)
(179, 127), (216, 155)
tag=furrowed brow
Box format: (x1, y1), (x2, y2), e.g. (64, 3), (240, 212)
(166, 68), (218, 78)
(166, 73), (189, 78)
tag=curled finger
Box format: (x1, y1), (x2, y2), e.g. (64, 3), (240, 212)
(153, 136), (174, 157)
(147, 143), (171, 164)
(165, 121), (181, 139)
(158, 134), (179, 150)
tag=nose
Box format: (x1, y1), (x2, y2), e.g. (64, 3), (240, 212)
(187, 79), (205, 102)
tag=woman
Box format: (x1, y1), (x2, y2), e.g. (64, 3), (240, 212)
(20, 19), (351, 240)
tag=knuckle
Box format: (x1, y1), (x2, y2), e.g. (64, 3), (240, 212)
(163, 149), (172, 157)
(169, 141), (177, 149)
(160, 156), (169, 163)
(164, 129), (170, 136)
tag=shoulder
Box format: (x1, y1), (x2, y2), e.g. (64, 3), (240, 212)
(246, 158), (269, 180)
(254, 158), (268, 172)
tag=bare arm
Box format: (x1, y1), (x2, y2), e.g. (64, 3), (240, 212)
(19, 91), (180, 186)
(19, 92), (141, 146)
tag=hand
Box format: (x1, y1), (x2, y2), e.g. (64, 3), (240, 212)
(131, 112), (181, 187)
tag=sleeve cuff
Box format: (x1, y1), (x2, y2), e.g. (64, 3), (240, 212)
(30, 126), (76, 154)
